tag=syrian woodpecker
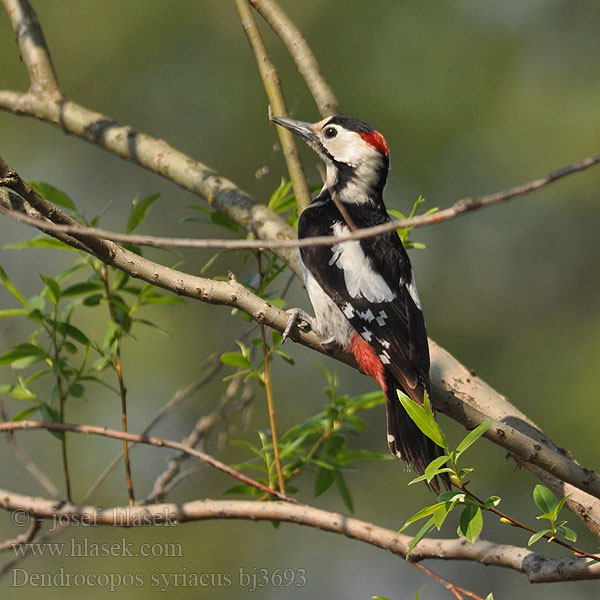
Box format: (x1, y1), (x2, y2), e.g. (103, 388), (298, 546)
(271, 114), (448, 492)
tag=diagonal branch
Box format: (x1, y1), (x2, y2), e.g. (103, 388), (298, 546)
(250, 0), (340, 117)
(0, 420), (298, 504)
(1, 0), (60, 97)
(0, 488), (598, 583)
(235, 0), (311, 211)
(1, 160), (599, 536)
(3, 149), (599, 251)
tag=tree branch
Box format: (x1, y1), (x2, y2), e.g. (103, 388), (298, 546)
(235, 0), (311, 212)
(0, 488), (598, 583)
(1, 159), (599, 536)
(0, 0), (60, 97)
(250, 0), (340, 117)
(3, 149), (599, 252)
(0, 420), (297, 504)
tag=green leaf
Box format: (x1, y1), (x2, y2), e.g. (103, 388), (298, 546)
(0, 343), (46, 366)
(433, 501), (453, 531)
(458, 504), (483, 543)
(533, 485), (557, 515)
(400, 501), (450, 531)
(0, 382), (37, 400)
(528, 529), (551, 546)
(314, 465), (335, 498)
(455, 421), (493, 457)
(424, 454), (449, 482)
(0, 308), (28, 319)
(29, 181), (75, 210)
(54, 321), (90, 345)
(556, 523), (577, 542)
(61, 282), (102, 297)
(334, 471), (354, 512)
(485, 594), (495, 600)
(82, 293), (103, 306)
(0, 265), (28, 307)
(39, 402), (64, 441)
(40, 274), (61, 305)
(483, 496), (501, 509)
(220, 352), (251, 368)
(11, 406), (39, 421)
(126, 192), (160, 233)
(69, 383), (85, 398)
(406, 517), (435, 559)
(4, 236), (76, 251)
(397, 390), (446, 449)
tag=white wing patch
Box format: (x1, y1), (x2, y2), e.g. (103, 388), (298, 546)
(361, 327), (373, 342)
(330, 223), (395, 303)
(357, 308), (375, 322)
(406, 268), (422, 310)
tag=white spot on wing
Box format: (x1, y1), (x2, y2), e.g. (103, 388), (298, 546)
(379, 351), (391, 364)
(361, 327), (373, 342)
(342, 303), (355, 318)
(358, 309), (375, 322)
(330, 223), (395, 303)
(375, 310), (388, 326)
(407, 268), (422, 310)
(387, 434), (395, 443)
(377, 338), (391, 349)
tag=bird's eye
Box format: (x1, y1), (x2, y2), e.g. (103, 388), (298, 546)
(323, 126), (337, 139)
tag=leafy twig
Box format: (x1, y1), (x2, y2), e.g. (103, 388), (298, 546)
(235, 0), (312, 212)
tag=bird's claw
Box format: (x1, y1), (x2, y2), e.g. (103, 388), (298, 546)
(281, 308), (313, 343)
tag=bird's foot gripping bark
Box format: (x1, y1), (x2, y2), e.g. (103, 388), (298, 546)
(281, 308), (313, 343)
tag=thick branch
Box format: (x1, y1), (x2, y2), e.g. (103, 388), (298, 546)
(2, 149), (598, 252)
(0, 90), (302, 274)
(1, 161), (600, 536)
(0, 490), (597, 583)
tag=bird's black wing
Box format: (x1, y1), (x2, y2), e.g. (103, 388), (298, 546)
(299, 210), (430, 403)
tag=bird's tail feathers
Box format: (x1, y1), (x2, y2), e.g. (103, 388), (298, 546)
(385, 377), (450, 493)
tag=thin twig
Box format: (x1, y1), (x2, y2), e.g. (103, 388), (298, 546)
(462, 484), (600, 561)
(100, 266), (135, 505)
(260, 324), (285, 493)
(413, 563), (486, 600)
(144, 374), (254, 504)
(3, 150), (599, 251)
(0, 400), (59, 497)
(235, 0), (312, 212)
(82, 355), (222, 503)
(0, 420), (299, 503)
(250, 0), (339, 116)
(0, 518), (41, 553)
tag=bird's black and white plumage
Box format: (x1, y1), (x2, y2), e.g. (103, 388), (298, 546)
(271, 114), (448, 492)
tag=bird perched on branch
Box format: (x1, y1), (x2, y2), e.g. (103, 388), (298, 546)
(271, 114), (448, 492)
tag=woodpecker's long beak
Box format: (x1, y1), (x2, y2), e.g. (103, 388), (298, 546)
(270, 116), (317, 144)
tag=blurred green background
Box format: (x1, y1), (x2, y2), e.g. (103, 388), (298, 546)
(1, 1), (599, 598)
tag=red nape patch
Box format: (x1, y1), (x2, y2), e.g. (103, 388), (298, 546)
(350, 333), (387, 392)
(358, 130), (388, 156)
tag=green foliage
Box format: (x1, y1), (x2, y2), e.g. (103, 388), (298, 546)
(397, 396), (494, 555)
(528, 485), (576, 546)
(126, 193), (161, 233)
(387, 196), (438, 250)
(29, 181), (76, 211)
(227, 364), (386, 510)
(0, 186), (181, 439)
